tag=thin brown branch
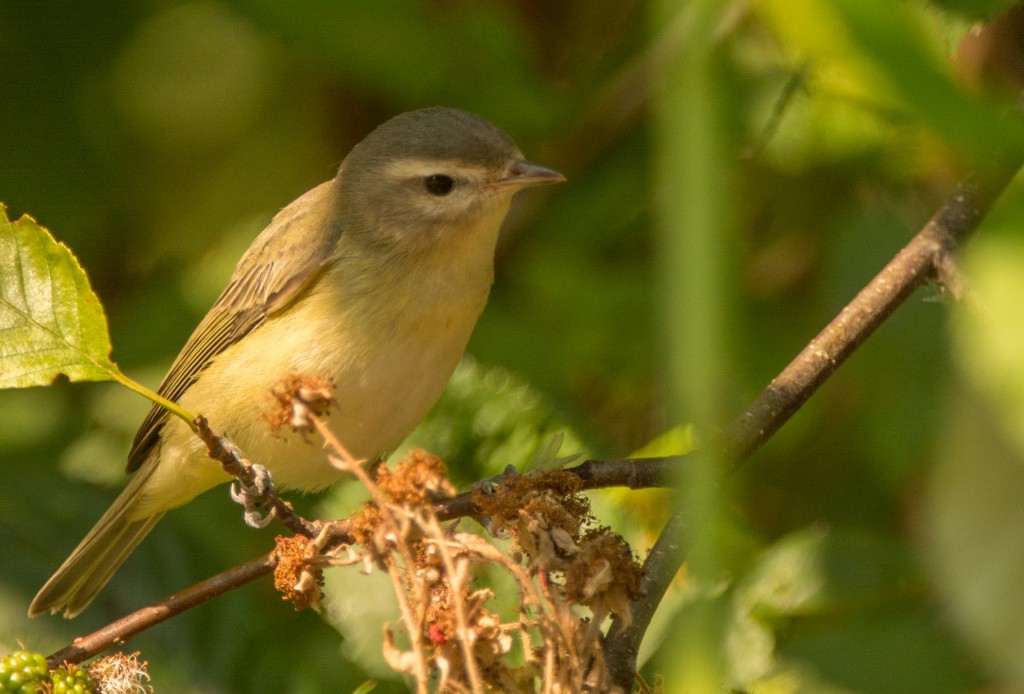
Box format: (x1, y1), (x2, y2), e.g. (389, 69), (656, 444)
(724, 170), (1013, 464)
(604, 505), (688, 689)
(47, 552), (277, 668)
(569, 456), (679, 490)
(435, 456), (681, 521)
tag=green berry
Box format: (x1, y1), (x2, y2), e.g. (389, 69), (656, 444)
(49, 667), (96, 694)
(0, 651), (48, 692)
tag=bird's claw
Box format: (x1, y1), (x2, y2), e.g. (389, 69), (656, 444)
(230, 463), (277, 529)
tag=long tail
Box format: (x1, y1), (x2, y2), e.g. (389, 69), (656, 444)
(29, 462), (164, 619)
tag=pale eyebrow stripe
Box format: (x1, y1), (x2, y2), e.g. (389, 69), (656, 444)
(381, 158), (490, 179)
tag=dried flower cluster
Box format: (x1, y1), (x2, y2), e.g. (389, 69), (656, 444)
(85, 652), (152, 694)
(263, 374), (335, 438)
(274, 534), (325, 611)
(349, 449), (456, 547)
(325, 451), (641, 693)
(265, 377), (643, 692)
(473, 471), (640, 623)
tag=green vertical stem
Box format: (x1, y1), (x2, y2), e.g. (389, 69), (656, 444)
(651, 0), (734, 688)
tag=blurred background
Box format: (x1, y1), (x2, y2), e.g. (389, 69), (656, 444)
(3, 1), (1024, 691)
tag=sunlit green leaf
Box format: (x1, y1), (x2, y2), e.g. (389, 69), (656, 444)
(0, 205), (194, 426)
(0, 204), (116, 388)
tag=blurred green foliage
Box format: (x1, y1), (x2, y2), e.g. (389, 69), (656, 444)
(3, 0), (1024, 691)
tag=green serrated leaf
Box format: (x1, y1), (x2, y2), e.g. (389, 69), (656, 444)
(0, 203), (116, 388)
(0, 205), (194, 425)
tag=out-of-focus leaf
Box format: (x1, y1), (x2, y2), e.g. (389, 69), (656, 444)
(832, 0), (1022, 159)
(0, 205), (116, 388)
(757, 0), (1023, 162)
(952, 232), (1024, 454)
(525, 430), (583, 472)
(111, 2), (277, 154)
(925, 206), (1024, 690)
(756, 0), (903, 111)
(925, 391), (1024, 691)
(729, 527), (981, 693)
(398, 357), (586, 482)
(738, 527), (917, 622)
(233, 0), (552, 130)
(630, 423), (695, 458)
(930, 0), (1020, 22)
(320, 566), (398, 680)
(0, 389), (67, 448)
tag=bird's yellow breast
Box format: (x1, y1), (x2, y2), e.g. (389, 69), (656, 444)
(138, 201), (507, 513)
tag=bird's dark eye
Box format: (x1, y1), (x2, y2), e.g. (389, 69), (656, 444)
(424, 174), (455, 196)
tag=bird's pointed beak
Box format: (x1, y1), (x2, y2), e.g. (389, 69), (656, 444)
(497, 160), (566, 188)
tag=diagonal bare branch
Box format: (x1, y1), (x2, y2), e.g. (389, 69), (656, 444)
(603, 154), (1023, 689)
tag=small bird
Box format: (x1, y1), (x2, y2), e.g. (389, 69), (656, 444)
(30, 106), (564, 618)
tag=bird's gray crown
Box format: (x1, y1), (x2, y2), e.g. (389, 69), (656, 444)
(345, 106), (520, 173)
